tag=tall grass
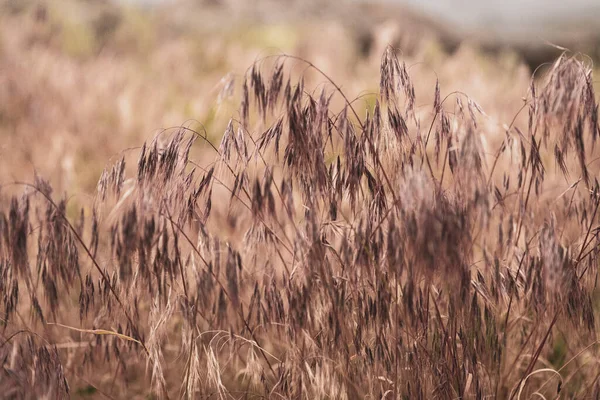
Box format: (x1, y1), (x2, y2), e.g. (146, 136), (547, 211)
(1, 47), (600, 399)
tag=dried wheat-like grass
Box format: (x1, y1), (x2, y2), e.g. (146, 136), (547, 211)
(1, 47), (600, 399)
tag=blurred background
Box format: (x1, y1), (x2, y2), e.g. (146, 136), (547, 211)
(1, 0), (599, 207)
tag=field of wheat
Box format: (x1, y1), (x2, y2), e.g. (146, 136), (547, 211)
(1, 1), (600, 399)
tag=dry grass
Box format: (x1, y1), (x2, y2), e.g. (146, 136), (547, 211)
(2, 2), (600, 400)
(2, 45), (600, 399)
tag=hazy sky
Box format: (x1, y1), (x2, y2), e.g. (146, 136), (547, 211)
(120, 0), (600, 35)
(392, 0), (600, 30)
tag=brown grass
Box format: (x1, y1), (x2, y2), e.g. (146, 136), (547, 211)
(1, 29), (600, 399)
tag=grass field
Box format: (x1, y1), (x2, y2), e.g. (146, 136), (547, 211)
(1, 1), (600, 399)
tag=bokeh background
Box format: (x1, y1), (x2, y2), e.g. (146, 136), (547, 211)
(1, 0), (599, 218)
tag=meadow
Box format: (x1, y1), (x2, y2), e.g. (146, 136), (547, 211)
(1, 1), (600, 398)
